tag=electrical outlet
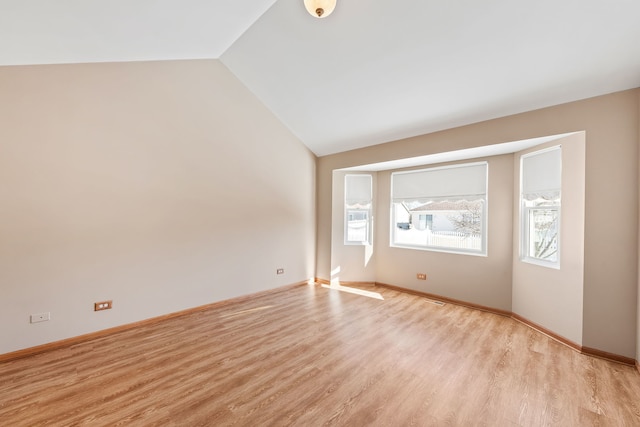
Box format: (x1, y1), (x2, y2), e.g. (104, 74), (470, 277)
(94, 300), (113, 311)
(30, 312), (50, 323)
(417, 273), (427, 280)
(276, 268), (285, 275)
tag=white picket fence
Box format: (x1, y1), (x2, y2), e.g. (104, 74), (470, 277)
(395, 228), (481, 250)
(426, 231), (481, 250)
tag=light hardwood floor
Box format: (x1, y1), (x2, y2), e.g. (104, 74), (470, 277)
(1, 283), (639, 426)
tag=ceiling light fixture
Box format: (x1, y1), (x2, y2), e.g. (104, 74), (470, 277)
(304, 0), (337, 18)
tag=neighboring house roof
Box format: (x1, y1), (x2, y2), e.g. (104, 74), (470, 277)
(410, 201), (479, 212)
(346, 203), (371, 209)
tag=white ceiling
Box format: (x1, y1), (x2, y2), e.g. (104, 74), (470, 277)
(2, 1), (640, 157)
(0, 0), (278, 64)
(341, 133), (578, 172)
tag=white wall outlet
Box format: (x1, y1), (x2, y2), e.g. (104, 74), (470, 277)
(30, 312), (50, 323)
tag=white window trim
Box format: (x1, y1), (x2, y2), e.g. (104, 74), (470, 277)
(519, 146), (561, 268)
(344, 174), (372, 245)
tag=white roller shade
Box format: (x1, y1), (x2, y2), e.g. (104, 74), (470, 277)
(345, 174), (372, 204)
(392, 162), (487, 202)
(522, 146), (561, 201)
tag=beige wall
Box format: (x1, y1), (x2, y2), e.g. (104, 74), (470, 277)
(0, 60), (317, 355)
(512, 134), (586, 345)
(317, 89), (639, 358)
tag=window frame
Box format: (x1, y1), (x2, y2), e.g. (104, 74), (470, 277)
(519, 146), (561, 268)
(344, 174), (373, 245)
(389, 162), (488, 256)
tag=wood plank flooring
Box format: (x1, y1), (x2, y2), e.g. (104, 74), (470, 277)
(1, 283), (639, 426)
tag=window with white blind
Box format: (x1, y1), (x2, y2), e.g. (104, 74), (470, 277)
(345, 174), (372, 245)
(390, 162), (488, 255)
(520, 146), (561, 267)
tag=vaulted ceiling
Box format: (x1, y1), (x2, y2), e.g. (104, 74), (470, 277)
(2, 0), (640, 156)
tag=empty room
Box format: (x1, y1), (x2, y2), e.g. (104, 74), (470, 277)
(1, 1), (640, 425)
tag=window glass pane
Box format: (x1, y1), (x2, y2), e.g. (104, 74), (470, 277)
(346, 210), (369, 243)
(392, 199), (484, 252)
(526, 208), (559, 262)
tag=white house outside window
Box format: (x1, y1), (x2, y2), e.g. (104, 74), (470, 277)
(520, 146), (561, 267)
(345, 174), (372, 245)
(390, 162), (488, 255)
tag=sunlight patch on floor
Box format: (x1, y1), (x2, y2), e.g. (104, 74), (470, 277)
(321, 284), (384, 300)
